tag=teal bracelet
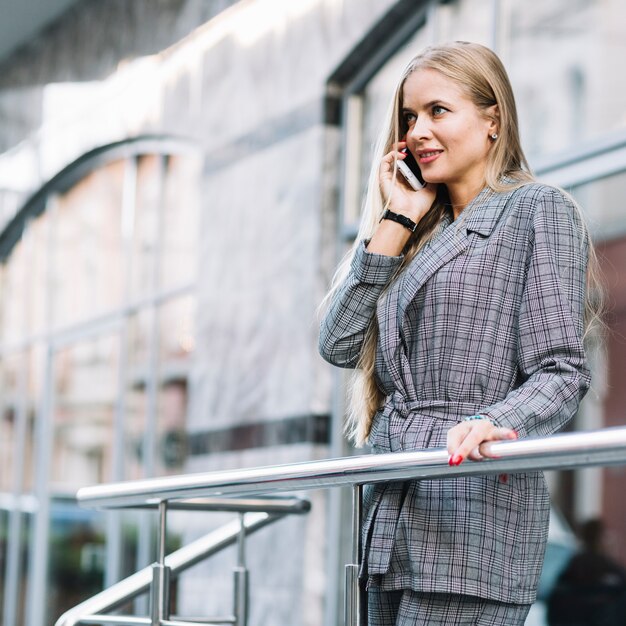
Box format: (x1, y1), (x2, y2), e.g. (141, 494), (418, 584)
(464, 414), (496, 426)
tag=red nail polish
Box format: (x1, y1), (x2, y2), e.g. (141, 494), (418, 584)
(451, 455), (463, 466)
(448, 455), (454, 466)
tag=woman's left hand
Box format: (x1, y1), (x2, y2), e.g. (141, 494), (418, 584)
(447, 419), (518, 466)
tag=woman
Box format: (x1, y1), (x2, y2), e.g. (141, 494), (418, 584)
(319, 42), (597, 625)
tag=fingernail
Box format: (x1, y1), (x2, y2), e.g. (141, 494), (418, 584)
(512, 430), (519, 438)
(448, 455), (454, 466)
(451, 455), (463, 466)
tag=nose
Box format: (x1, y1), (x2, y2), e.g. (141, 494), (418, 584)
(407, 115), (432, 141)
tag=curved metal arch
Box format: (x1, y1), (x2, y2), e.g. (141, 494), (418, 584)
(0, 134), (200, 262)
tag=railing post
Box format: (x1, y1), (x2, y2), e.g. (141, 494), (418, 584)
(150, 501), (171, 625)
(233, 512), (249, 626)
(345, 484), (363, 626)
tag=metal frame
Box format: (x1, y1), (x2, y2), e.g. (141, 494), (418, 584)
(343, 485), (363, 626)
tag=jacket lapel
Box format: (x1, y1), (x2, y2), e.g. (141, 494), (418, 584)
(397, 185), (519, 322)
(377, 185), (521, 387)
(396, 218), (468, 326)
(377, 214), (469, 386)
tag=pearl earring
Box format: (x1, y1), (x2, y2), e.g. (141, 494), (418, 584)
(491, 133), (498, 140)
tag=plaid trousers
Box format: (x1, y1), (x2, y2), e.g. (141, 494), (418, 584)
(368, 588), (531, 626)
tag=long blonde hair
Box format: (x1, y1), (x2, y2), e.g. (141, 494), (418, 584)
(322, 42), (601, 445)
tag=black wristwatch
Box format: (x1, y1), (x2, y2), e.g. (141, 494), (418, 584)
(380, 209), (417, 233)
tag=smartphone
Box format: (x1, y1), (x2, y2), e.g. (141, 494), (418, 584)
(397, 147), (425, 191)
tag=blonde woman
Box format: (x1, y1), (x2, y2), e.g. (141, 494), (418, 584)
(319, 42), (595, 625)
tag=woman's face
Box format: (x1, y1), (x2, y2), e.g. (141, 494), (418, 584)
(401, 68), (497, 191)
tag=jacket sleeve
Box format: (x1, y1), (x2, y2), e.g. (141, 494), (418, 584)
(318, 240), (403, 368)
(481, 188), (591, 437)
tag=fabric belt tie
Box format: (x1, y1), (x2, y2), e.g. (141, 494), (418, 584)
(382, 390), (485, 423)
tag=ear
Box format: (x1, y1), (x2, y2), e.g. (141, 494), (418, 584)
(485, 104), (500, 136)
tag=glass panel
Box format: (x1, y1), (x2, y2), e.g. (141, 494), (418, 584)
(155, 380), (189, 477)
(0, 351), (36, 626)
(505, 0), (626, 159)
(51, 162), (125, 329)
(0, 352), (32, 494)
(125, 310), (151, 481)
(47, 335), (117, 624)
(13, 512), (33, 626)
(160, 155), (201, 289)
(432, 0), (494, 45)
(119, 326), (150, 611)
(131, 155), (162, 300)
(125, 297), (194, 479)
(51, 334), (119, 490)
(0, 355), (17, 493)
(159, 295), (195, 365)
(47, 497), (105, 625)
(0, 239), (27, 345)
(124, 385), (148, 482)
(156, 296), (194, 477)
(23, 345), (43, 493)
(568, 170), (626, 241)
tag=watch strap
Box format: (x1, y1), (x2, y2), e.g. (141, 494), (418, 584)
(380, 209), (417, 233)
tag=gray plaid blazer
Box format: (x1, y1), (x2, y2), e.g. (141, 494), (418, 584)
(319, 183), (590, 604)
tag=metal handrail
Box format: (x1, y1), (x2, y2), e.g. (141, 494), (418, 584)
(115, 496), (312, 514)
(78, 426), (626, 509)
(69, 426), (626, 626)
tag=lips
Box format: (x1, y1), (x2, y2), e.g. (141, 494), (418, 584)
(417, 149), (443, 164)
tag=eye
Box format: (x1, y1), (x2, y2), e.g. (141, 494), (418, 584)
(402, 110), (416, 127)
(432, 105), (448, 116)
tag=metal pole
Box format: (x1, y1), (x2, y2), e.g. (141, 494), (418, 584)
(344, 484), (362, 626)
(25, 194), (58, 626)
(150, 501), (171, 626)
(233, 513), (249, 626)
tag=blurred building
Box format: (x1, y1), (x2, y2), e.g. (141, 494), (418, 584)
(0, 1), (625, 625)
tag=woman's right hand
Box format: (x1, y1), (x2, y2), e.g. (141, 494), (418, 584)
(366, 143), (438, 256)
(379, 141), (437, 224)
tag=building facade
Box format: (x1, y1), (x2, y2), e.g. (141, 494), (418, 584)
(0, 1), (625, 625)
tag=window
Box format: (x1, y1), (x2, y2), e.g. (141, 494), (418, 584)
(0, 140), (200, 626)
(504, 0), (626, 159)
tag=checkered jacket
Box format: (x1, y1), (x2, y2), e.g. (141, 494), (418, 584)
(319, 183), (590, 604)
